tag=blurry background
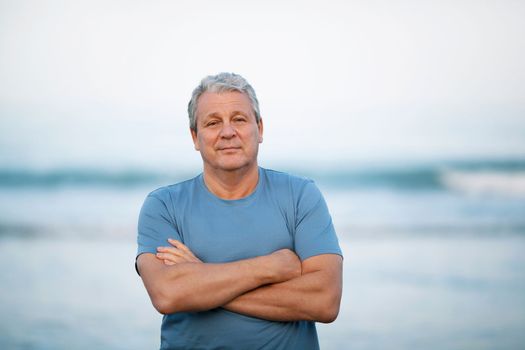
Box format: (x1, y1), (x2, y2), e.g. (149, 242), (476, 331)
(1, 0), (524, 349)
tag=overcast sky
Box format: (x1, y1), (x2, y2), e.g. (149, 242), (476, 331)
(1, 0), (524, 170)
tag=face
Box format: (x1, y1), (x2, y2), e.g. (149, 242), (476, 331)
(191, 91), (263, 173)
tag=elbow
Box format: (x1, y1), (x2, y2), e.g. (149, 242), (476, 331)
(315, 290), (341, 323)
(317, 304), (340, 323)
(151, 292), (175, 315)
(152, 297), (174, 315)
(150, 285), (204, 315)
(150, 286), (183, 315)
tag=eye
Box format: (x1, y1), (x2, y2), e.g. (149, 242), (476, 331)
(233, 116), (247, 123)
(206, 120), (219, 127)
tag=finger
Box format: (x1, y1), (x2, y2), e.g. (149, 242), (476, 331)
(157, 249), (198, 264)
(164, 240), (203, 263)
(156, 252), (184, 263)
(163, 259), (175, 266)
(167, 239), (200, 260)
(168, 239), (192, 253)
(157, 246), (197, 263)
(157, 246), (185, 257)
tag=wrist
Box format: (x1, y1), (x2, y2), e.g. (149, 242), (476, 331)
(248, 254), (276, 285)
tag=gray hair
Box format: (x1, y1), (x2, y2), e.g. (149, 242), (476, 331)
(188, 72), (261, 132)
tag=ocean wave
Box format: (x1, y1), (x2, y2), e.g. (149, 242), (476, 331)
(0, 223), (135, 240)
(0, 169), (185, 188)
(2, 159), (525, 194)
(440, 170), (525, 197)
(308, 160), (525, 195)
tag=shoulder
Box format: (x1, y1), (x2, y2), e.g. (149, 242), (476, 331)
(146, 175), (201, 204)
(261, 167), (319, 198)
(262, 167), (312, 185)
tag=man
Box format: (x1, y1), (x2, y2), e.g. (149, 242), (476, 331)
(136, 72), (343, 349)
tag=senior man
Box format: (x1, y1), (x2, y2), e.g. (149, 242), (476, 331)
(136, 72), (343, 349)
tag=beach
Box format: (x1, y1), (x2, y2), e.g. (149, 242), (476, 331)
(2, 0), (525, 347)
(1, 162), (525, 349)
(1, 233), (524, 349)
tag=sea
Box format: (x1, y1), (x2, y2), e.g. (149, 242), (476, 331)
(1, 158), (524, 349)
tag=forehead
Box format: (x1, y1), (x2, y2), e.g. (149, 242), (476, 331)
(196, 91), (253, 119)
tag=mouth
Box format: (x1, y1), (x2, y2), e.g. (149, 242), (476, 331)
(217, 146), (241, 151)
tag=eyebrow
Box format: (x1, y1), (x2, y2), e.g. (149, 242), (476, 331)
(230, 110), (249, 118)
(203, 110), (250, 121)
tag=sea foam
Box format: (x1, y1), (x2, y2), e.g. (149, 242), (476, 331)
(440, 170), (525, 197)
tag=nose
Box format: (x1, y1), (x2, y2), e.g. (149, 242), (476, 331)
(219, 122), (236, 139)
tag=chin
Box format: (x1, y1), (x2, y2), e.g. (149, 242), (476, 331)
(215, 158), (254, 172)
(217, 163), (249, 172)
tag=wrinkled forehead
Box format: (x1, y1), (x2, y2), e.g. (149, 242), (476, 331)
(195, 91), (254, 120)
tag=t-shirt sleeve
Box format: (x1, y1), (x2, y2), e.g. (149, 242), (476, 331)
(294, 180), (342, 261)
(136, 193), (182, 272)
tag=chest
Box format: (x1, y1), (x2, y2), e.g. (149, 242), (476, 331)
(180, 203), (294, 263)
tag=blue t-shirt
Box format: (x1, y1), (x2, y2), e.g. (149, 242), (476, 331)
(137, 167), (342, 350)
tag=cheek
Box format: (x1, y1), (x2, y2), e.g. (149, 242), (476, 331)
(199, 134), (215, 148)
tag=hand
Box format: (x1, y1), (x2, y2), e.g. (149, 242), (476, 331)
(266, 249), (302, 283)
(156, 238), (203, 266)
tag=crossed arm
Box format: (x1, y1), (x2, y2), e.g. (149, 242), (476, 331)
(137, 239), (343, 323)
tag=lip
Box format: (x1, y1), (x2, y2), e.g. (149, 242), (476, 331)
(217, 147), (241, 151)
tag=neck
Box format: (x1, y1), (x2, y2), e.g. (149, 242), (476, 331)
(202, 164), (260, 200)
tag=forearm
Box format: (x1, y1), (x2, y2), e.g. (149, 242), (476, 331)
(140, 254), (272, 314)
(223, 268), (342, 323)
(138, 248), (301, 315)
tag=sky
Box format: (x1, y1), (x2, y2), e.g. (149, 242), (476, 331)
(1, 0), (524, 171)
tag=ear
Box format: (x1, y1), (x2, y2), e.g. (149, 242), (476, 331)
(257, 118), (264, 143)
(191, 128), (200, 151)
